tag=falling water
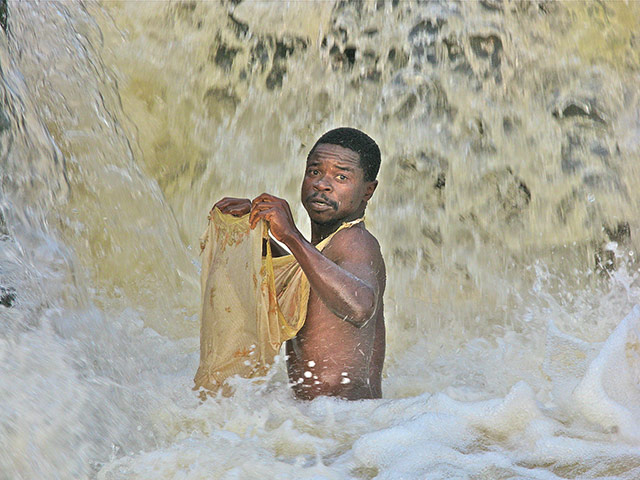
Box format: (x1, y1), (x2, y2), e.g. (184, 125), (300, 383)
(1, 1), (640, 478)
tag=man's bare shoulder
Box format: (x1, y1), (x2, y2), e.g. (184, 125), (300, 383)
(322, 223), (384, 267)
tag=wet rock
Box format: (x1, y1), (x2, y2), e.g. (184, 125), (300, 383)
(231, 0), (332, 44)
(466, 33), (504, 84)
(387, 47), (409, 70)
(408, 18), (446, 42)
(0, 209), (8, 238)
(382, 78), (452, 122)
(203, 87), (238, 120)
(560, 134), (584, 174)
(443, 36), (472, 74)
(392, 93), (417, 120)
(0, 287), (15, 308)
(209, 27), (306, 92)
(594, 224), (628, 273)
(465, 116), (496, 154)
(604, 221), (631, 244)
(335, 26), (348, 45)
(0, 108), (9, 133)
(275, 37), (306, 60)
(502, 115), (521, 134)
(262, 36), (306, 90)
(594, 221), (631, 274)
(590, 143), (609, 158)
(266, 64), (286, 90)
(443, 37), (463, 62)
(228, 13), (249, 37)
(556, 188), (579, 225)
(250, 40), (271, 72)
(408, 18), (446, 65)
(560, 156), (582, 174)
(0, 0), (7, 33)
(480, 0), (503, 12)
(582, 171), (622, 192)
(388, 150), (449, 210)
(425, 80), (453, 117)
(478, 167), (531, 224)
(330, 45), (356, 71)
(595, 247), (615, 273)
(536, 1), (557, 14)
(363, 27), (379, 37)
(344, 45), (357, 65)
(390, 244), (437, 272)
(421, 225), (443, 246)
(469, 34), (503, 69)
(212, 42), (240, 71)
(362, 49), (377, 63)
(552, 100), (606, 124)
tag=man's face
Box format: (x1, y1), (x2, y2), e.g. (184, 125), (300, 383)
(301, 143), (377, 225)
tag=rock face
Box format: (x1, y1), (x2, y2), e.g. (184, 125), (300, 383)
(0, 287), (15, 308)
(0, 0), (7, 33)
(97, 0), (640, 288)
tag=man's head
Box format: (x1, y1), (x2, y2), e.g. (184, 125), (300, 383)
(307, 127), (381, 182)
(302, 128), (380, 227)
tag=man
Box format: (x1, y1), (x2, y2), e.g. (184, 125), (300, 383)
(212, 127), (385, 400)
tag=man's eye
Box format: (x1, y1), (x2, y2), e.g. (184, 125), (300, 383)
(337, 174), (347, 181)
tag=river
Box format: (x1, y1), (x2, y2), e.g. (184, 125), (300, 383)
(1, 1), (640, 478)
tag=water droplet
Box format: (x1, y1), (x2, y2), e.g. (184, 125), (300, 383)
(304, 371), (312, 378)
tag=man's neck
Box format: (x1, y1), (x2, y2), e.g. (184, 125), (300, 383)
(310, 211), (365, 245)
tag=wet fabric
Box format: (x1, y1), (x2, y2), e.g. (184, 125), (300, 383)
(194, 208), (361, 393)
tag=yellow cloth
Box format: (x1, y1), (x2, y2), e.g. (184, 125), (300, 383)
(194, 208), (361, 393)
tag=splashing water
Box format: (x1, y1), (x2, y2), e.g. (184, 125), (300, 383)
(1, 1), (640, 478)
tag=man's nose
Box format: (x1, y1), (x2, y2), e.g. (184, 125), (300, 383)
(314, 175), (332, 191)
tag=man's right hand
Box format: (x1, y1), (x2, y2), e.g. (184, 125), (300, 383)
(210, 197), (251, 218)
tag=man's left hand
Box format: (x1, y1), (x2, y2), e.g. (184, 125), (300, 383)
(249, 193), (300, 245)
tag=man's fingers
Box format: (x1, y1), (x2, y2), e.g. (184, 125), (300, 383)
(249, 205), (268, 227)
(252, 193), (275, 202)
(228, 206), (247, 216)
(251, 193), (281, 209)
(213, 197), (251, 216)
(214, 197), (233, 209)
(251, 200), (276, 212)
(249, 207), (276, 229)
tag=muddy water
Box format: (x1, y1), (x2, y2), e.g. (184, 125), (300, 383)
(1, 1), (640, 479)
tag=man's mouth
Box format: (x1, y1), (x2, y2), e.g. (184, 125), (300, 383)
(306, 194), (338, 211)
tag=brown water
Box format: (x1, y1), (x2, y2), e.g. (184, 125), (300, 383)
(1, 1), (640, 478)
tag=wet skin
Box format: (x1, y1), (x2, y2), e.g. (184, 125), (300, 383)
(212, 143), (386, 400)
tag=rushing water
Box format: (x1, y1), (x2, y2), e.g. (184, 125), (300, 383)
(1, 0), (640, 478)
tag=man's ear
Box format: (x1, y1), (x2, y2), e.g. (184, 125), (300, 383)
(363, 180), (378, 201)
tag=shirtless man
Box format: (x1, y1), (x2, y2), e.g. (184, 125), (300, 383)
(212, 128), (385, 400)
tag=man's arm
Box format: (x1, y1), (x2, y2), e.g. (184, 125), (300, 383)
(267, 237), (290, 258)
(249, 194), (382, 328)
(287, 226), (382, 327)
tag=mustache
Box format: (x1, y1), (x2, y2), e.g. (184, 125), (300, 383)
(306, 193), (338, 210)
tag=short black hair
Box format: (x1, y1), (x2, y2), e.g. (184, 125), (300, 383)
(308, 127), (381, 182)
